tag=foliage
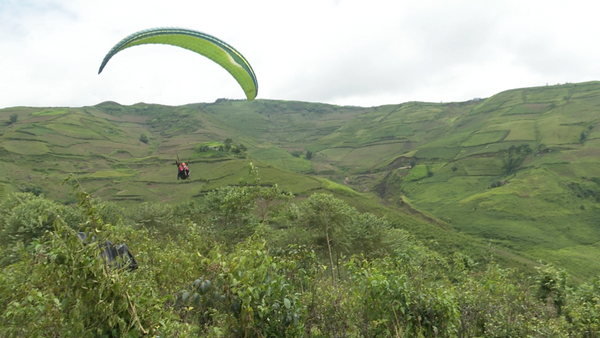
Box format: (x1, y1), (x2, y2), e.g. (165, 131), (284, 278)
(347, 255), (460, 337)
(177, 238), (314, 337)
(125, 201), (174, 231)
(489, 180), (509, 189)
(19, 184), (44, 196)
(197, 144), (211, 152)
(0, 188), (188, 337)
(580, 130), (587, 144)
(502, 144), (532, 174)
(196, 139), (247, 156)
(294, 193), (356, 286)
(139, 133), (148, 144)
(349, 212), (390, 256)
(288, 193), (391, 286)
(224, 138), (233, 151)
(535, 264), (569, 315)
(0, 192), (81, 267)
(203, 184), (260, 243)
(1, 171), (600, 336)
(566, 277), (600, 337)
(8, 113), (17, 125)
(453, 260), (568, 337)
(203, 163), (293, 244)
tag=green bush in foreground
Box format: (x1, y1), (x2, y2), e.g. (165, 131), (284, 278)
(0, 192), (81, 267)
(0, 220), (187, 337)
(1, 170), (600, 336)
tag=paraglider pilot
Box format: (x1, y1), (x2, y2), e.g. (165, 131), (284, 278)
(177, 161), (190, 180)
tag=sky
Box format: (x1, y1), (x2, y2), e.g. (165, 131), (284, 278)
(1, 0), (600, 108)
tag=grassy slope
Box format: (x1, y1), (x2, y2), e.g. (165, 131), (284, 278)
(202, 82), (600, 280)
(361, 82), (600, 280)
(0, 102), (484, 264)
(3, 82), (600, 280)
(0, 102), (328, 204)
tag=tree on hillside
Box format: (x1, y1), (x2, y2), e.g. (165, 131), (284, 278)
(139, 133), (148, 144)
(8, 113), (17, 125)
(502, 144), (532, 174)
(348, 212), (390, 256)
(580, 131), (587, 144)
(297, 193), (354, 286)
(535, 264), (569, 315)
(306, 150), (313, 160)
(204, 163), (292, 243)
(231, 143), (248, 155)
(224, 138), (233, 151)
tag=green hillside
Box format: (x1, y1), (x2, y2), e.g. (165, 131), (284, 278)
(360, 82), (600, 280)
(3, 81), (600, 280)
(0, 101), (486, 266)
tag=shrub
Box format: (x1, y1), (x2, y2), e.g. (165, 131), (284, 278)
(177, 238), (310, 337)
(347, 255), (460, 337)
(8, 113), (17, 125)
(566, 277), (600, 336)
(0, 198), (188, 336)
(0, 192), (81, 266)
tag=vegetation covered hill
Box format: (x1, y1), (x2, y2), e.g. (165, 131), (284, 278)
(2, 81), (600, 282)
(3, 81), (600, 335)
(364, 82), (600, 280)
(0, 99), (487, 273)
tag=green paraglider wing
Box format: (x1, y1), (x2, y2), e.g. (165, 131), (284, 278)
(98, 27), (258, 101)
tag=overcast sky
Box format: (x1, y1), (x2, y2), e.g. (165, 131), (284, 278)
(1, 0), (599, 108)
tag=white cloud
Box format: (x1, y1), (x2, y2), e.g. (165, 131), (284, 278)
(1, 0), (600, 108)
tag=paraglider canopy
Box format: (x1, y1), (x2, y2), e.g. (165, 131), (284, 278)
(98, 27), (258, 100)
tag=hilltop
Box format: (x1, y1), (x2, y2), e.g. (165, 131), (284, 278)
(2, 81), (600, 279)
